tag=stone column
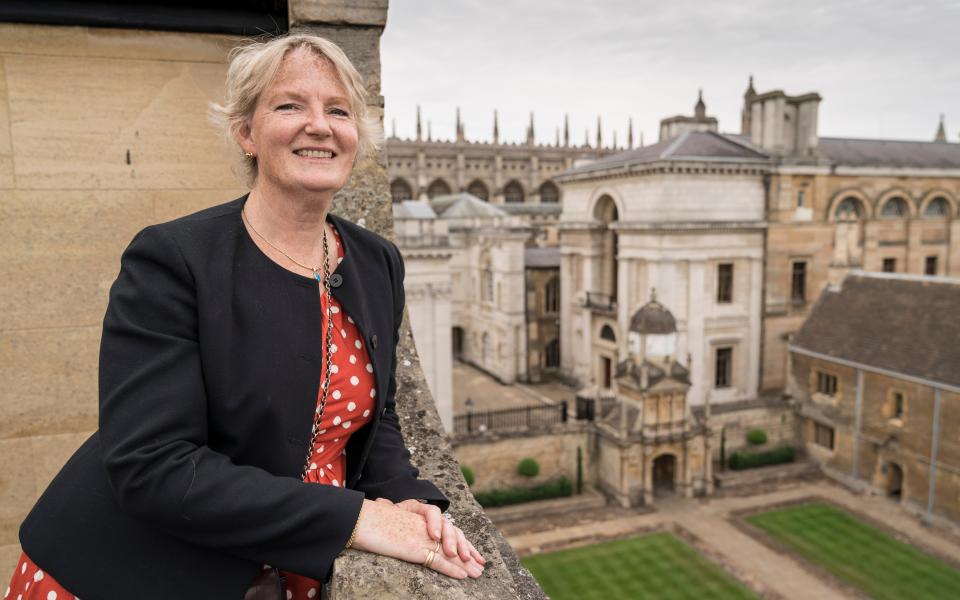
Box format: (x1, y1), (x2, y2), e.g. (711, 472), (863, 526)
(289, 2), (544, 597)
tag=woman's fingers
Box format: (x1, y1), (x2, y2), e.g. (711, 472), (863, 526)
(441, 515), (459, 557)
(455, 527), (471, 562)
(426, 550), (468, 579)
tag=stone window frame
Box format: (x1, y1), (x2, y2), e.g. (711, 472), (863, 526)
(879, 196), (909, 219)
(882, 387), (908, 427)
(714, 346), (733, 389)
(389, 178), (413, 203)
(790, 259), (808, 304)
(925, 255), (938, 276)
(504, 180), (525, 203)
(882, 257), (897, 273)
(812, 420), (835, 451)
(716, 262), (734, 304)
(544, 276), (560, 315)
(811, 367), (841, 405)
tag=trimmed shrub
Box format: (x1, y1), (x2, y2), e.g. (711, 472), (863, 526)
(746, 428), (768, 445)
(728, 446), (795, 470)
(473, 477), (572, 508)
(460, 465), (475, 486)
(517, 458), (540, 478)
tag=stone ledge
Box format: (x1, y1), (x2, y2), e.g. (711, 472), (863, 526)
(325, 324), (547, 599)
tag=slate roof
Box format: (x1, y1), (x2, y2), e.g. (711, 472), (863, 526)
(562, 131), (769, 177)
(792, 272), (960, 388)
(392, 200), (436, 219)
(817, 136), (960, 169)
(524, 246), (560, 268)
(429, 193), (508, 218)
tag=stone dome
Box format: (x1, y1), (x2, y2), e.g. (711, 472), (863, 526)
(629, 294), (677, 335)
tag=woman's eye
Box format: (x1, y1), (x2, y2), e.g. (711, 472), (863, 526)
(276, 103), (298, 111)
(329, 107), (350, 117)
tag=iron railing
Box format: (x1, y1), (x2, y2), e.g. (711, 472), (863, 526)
(454, 401), (568, 434)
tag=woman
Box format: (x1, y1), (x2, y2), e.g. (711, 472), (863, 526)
(9, 34), (484, 600)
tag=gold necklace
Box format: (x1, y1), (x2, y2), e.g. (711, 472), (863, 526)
(241, 205), (330, 282)
(240, 204), (335, 478)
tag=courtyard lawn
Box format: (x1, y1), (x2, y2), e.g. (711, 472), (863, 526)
(520, 532), (758, 600)
(745, 502), (960, 600)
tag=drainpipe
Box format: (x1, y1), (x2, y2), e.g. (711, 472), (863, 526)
(852, 368), (864, 481)
(927, 387), (942, 522)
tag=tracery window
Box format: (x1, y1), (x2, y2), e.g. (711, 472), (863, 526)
(539, 181), (560, 203)
(924, 197), (949, 218)
(467, 180), (489, 201)
(427, 178), (452, 199)
(835, 197), (862, 221)
(390, 178), (413, 203)
(504, 181), (525, 203)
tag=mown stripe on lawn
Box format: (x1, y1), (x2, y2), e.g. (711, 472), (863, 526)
(520, 532), (758, 600)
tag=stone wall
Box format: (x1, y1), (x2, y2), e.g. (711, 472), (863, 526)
(0, 21), (245, 576)
(452, 425), (591, 493)
(708, 399), (797, 458)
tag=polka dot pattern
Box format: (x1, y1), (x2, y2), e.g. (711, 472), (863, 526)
(286, 224), (376, 599)
(4, 555), (78, 600)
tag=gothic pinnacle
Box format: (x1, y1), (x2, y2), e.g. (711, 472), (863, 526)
(564, 114), (570, 147)
(493, 109), (499, 144)
(596, 115), (602, 149)
(628, 118), (634, 149)
(416, 105), (422, 141)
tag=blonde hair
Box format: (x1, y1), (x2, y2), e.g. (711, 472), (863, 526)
(210, 34), (383, 186)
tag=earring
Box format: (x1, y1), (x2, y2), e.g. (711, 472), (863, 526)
(244, 152), (255, 157)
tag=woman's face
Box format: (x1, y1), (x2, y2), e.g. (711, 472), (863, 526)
(237, 48), (360, 197)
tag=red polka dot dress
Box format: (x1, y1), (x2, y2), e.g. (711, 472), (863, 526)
(6, 225), (376, 600)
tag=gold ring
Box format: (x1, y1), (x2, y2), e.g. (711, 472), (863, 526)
(422, 549), (436, 568)
(433, 540), (442, 554)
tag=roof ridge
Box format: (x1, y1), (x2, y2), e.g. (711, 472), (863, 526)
(661, 131), (691, 159)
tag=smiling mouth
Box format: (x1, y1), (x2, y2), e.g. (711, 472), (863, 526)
(295, 149), (335, 158)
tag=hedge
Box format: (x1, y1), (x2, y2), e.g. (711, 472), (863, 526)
(473, 477), (572, 508)
(460, 465), (475, 486)
(728, 446), (795, 470)
(517, 458), (540, 477)
(746, 428), (768, 445)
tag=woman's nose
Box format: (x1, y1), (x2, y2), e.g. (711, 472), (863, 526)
(304, 109), (333, 136)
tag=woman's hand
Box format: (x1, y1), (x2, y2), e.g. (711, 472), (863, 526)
(378, 498), (486, 567)
(349, 498), (485, 579)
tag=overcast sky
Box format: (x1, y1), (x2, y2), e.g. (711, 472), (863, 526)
(381, 0), (959, 147)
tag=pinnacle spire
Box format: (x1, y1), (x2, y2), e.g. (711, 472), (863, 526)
(555, 127), (560, 147)
(427, 120), (432, 142)
(596, 115), (602, 149)
(564, 113), (570, 147)
(416, 105), (422, 141)
(526, 111), (535, 145)
(391, 118), (396, 139)
(695, 89), (706, 119)
(935, 113), (947, 143)
(628, 118), (634, 149)
(456, 107), (464, 142)
(493, 109), (499, 144)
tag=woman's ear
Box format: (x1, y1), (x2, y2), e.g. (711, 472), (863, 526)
(233, 120), (255, 156)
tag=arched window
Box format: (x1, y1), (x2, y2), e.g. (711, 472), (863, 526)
(467, 180), (489, 201)
(390, 178), (413, 203)
(835, 197), (862, 222)
(924, 197), (950, 218)
(593, 195), (619, 299)
(426, 178), (452, 199)
(880, 197), (908, 218)
(544, 339), (560, 368)
(504, 181), (525, 203)
(544, 276), (559, 314)
(539, 181), (560, 203)
(600, 324), (616, 342)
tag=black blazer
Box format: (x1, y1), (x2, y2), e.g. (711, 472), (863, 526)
(19, 196), (448, 600)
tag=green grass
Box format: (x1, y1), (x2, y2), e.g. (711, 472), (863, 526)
(746, 502), (960, 600)
(520, 532), (758, 600)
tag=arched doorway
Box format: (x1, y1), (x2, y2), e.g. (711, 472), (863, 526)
(884, 462), (903, 499)
(652, 454), (676, 496)
(452, 326), (464, 359)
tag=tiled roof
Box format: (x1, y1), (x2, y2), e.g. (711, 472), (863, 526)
(429, 193), (508, 218)
(817, 136), (960, 168)
(562, 131), (769, 176)
(792, 272), (960, 387)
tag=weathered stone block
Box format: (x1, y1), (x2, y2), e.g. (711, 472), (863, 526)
(290, 0), (389, 28)
(0, 327), (100, 440)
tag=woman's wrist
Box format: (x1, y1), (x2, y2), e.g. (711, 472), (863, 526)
(344, 503), (363, 549)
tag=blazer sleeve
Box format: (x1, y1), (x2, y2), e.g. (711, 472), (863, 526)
(352, 241), (450, 511)
(98, 224), (364, 580)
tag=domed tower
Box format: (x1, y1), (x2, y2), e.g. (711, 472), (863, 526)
(594, 290), (712, 507)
